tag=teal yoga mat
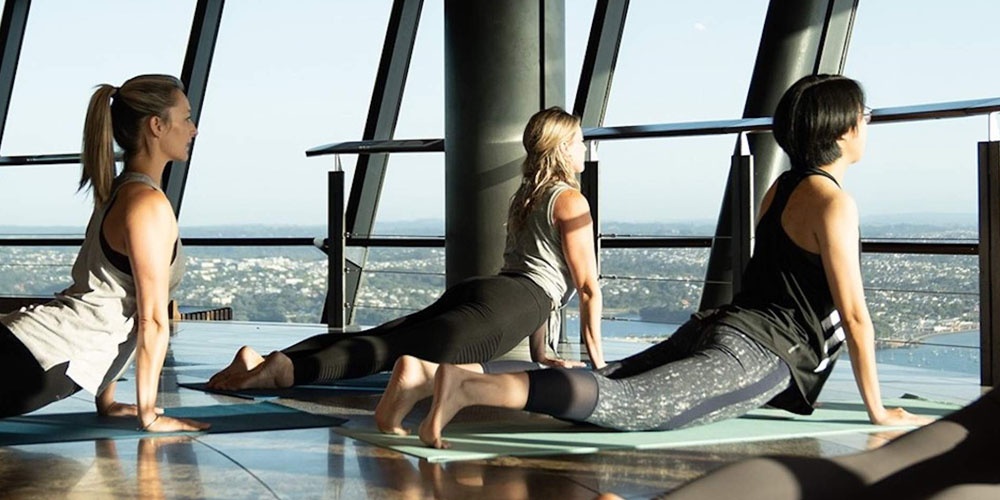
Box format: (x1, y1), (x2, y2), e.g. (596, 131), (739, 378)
(0, 402), (347, 447)
(335, 397), (960, 463)
(178, 372), (391, 400)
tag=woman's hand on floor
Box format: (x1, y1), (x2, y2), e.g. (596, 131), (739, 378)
(141, 415), (211, 433)
(539, 357), (586, 369)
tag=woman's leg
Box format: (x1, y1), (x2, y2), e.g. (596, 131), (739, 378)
(375, 356), (543, 435)
(662, 388), (1000, 499)
(418, 324), (790, 447)
(0, 324), (80, 418)
(595, 315), (705, 379)
(583, 325), (789, 431)
(211, 275), (549, 389)
(287, 275), (548, 383)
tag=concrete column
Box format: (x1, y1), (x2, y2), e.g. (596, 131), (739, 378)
(444, 0), (565, 285)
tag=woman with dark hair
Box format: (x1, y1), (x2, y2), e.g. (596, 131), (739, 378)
(0, 75), (207, 432)
(207, 107), (605, 395)
(384, 74), (932, 449)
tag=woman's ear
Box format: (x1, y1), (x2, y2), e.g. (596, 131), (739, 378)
(147, 115), (165, 139)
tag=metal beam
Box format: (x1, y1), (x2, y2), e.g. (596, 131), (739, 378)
(334, 0), (422, 324)
(574, 0), (628, 237)
(0, 0), (30, 151)
(163, 0), (225, 218)
(572, 0), (628, 128)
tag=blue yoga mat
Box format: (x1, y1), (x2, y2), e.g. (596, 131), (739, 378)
(0, 402), (347, 447)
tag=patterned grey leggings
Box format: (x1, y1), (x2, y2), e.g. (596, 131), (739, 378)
(516, 317), (792, 431)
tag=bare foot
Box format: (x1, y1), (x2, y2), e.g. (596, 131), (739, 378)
(207, 346), (265, 388)
(419, 364), (477, 449)
(212, 351), (295, 390)
(374, 355), (438, 435)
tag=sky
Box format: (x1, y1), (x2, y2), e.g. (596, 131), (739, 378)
(0, 0), (998, 233)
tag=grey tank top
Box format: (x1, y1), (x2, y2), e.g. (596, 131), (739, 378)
(0, 172), (184, 395)
(500, 182), (575, 309)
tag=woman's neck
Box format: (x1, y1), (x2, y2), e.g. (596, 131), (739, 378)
(122, 152), (168, 185)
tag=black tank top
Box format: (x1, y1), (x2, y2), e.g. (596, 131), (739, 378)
(715, 167), (846, 414)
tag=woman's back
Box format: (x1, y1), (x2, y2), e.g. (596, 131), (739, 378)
(500, 181), (575, 308)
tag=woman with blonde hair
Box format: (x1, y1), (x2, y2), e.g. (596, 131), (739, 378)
(209, 107), (605, 408)
(0, 74), (207, 433)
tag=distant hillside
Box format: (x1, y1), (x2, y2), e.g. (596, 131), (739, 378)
(0, 213), (981, 240)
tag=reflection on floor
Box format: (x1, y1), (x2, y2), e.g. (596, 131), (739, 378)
(0, 321), (986, 499)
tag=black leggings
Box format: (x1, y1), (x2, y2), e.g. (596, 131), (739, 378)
(284, 274), (550, 384)
(663, 388), (1000, 499)
(0, 323), (80, 418)
(516, 317), (791, 431)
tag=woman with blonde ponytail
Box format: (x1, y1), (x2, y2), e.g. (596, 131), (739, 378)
(0, 74), (207, 433)
(209, 107), (604, 410)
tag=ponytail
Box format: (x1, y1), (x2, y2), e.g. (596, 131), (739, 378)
(80, 84), (118, 207)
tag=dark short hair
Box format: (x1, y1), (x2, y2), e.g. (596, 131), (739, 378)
(772, 74), (865, 170)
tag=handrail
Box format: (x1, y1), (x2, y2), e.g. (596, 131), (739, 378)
(306, 138), (444, 157)
(299, 97), (1000, 155)
(0, 235), (978, 255)
(585, 97), (1000, 141)
(0, 153), (82, 166)
(0, 152), (124, 168)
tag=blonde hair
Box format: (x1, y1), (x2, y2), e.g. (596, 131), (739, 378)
(80, 74), (185, 206)
(508, 107), (582, 230)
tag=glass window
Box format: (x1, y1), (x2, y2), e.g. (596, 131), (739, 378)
(1, 0), (195, 156)
(180, 1), (392, 230)
(598, 1), (769, 234)
(844, 2), (993, 375)
(0, 0), (194, 229)
(374, 0), (443, 236)
(566, 0), (597, 109)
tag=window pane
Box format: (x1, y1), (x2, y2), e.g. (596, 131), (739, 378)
(0, 164), (90, 229)
(375, 0), (443, 235)
(180, 1), (392, 230)
(599, 1), (769, 233)
(843, 1), (993, 375)
(1, 0), (195, 156)
(0, 0), (194, 230)
(566, 0), (596, 109)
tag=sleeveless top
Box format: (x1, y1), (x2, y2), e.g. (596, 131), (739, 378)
(715, 168), (846, 414)
(500, 182), (576, 348)
(0, 172), (185, 395)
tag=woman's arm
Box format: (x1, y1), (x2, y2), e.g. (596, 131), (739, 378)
(816, 192), (930, 426)
(554, 189), (606, 369)
(119, 187), (206, 432)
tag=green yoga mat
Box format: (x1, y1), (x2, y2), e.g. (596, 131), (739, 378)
(335, 397), (960, 463)
(0, 402), (347, 447)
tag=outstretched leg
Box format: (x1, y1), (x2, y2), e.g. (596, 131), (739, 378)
(207, 350), (295, 390)
(207, 346), (266, 388)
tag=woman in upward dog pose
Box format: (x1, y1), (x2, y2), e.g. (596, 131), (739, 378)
(0, 75), (207, 433)
(378, 74), (933, 448)
(208, 107), (605, 391)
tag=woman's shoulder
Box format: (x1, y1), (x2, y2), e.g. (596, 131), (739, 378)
(113, 182), (174, 226)
(551, 186), (590, 222)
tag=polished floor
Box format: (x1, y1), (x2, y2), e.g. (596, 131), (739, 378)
(0, 320), (985, 499)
